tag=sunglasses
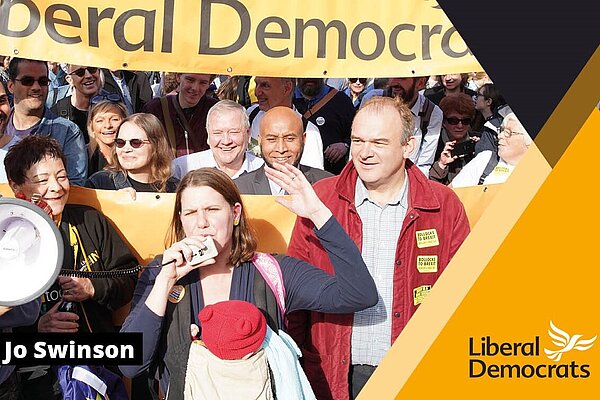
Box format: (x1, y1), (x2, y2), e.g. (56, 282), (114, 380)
(349, 78), (367, 84)
(115, 138), (150, 149)
(69, 67), (99, 77)
(91, 93), (123, 106)
(14, 76), (50, 87)
(445, 117), (472, 125)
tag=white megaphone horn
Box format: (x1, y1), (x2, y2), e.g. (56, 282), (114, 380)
(0, 196), (64, 307)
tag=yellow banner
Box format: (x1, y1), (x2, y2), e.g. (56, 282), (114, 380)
(0, 0), (481, 77)
(1, 183), (497, 263)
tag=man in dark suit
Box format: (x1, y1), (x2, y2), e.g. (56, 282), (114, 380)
(235, 106), (332, 194)
(102, 69), (153, 114)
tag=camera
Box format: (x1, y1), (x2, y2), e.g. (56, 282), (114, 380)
(450, 140), (476, 158)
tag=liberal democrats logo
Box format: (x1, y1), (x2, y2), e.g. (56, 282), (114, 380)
(468, 321), (595, 379)
(544, 321), (596, 362)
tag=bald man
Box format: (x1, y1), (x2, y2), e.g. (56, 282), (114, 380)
(234, 106), (332, 194)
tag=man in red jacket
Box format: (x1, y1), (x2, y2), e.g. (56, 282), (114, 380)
(287, 96), (470, 400)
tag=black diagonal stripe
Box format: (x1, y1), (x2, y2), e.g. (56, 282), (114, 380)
(437, 0), (598, 140)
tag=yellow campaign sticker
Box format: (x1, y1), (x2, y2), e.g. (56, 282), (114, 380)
(416, 229), (439, 248)
(413, 285), (432, 306)
(417, 255), (438, 273)
(493, 165), (511, 175)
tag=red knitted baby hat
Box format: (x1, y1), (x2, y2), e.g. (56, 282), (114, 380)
(199, 300), (267, 360)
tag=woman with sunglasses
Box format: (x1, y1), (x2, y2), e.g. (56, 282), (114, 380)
(86, 100), (128, 176)
(120, 165), (377, 398)
(86, 113), (179, 194)
(343, 78), (369, 112)
(429, 93), (480, 185)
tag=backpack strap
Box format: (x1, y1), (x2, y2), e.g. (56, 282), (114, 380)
(419, 97), (434, 141)
(248, 106), (261, 126)
(252, 252), (286, 318)
(253, 270), (281, 332)
(303, 88), (338, 119)
(160, 96), (177, 157)
(479, 152), (500, 185)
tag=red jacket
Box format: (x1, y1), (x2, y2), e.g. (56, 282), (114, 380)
(287, 161), (470, 400)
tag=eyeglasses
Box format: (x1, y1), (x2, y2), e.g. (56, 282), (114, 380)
(445, 117), (472, 126)
(499, 126), (526, 138)
(476, 92), (487, 98)
(13, 76), (50, 86)
(349, 78), (367, 85)
(91, 93), (123, 106)
(68, 67), (99, 77)
(115, 138), (150, 149)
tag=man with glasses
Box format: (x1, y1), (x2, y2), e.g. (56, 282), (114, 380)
(0, 80), (19, 183)
(172, 100), (264, 180)
(429, 93), (479, 185)
(51, 65), (108, 143)
(5, 58), (87, 185)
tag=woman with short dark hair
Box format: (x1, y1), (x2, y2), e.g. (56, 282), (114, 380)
(4, 135), (137, 398)
(429, 93), (480, 185)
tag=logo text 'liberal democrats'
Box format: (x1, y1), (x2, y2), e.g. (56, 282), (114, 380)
(468, 322), (595, 379)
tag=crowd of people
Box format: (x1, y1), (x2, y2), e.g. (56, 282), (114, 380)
(0, 55), (532, 400)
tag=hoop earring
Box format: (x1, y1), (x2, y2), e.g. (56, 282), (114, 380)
(233, 219), (239, 226)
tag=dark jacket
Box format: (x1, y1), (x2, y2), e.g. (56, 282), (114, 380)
(423, 85), (478, 106)
(293, 86), (355, 175)
(429, 129), (477, 185)
(234, 164), (333, 194)
(287, 161), (470, 400)
(18, 205), (138, 334)
(141, 94), (218, 158)
(120, 218), (377, 399)
(102, 69), (153, 113)
(86, 170), (179, 193)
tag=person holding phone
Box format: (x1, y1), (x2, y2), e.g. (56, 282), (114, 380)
(429, 93), (480, 185)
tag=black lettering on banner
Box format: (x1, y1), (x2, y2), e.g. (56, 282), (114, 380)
(294, 19), (347, 59)
(114, 9), (156, 51)
(256, 16), (290, 58)
(388, 23), (416, 61)
(350, 22), (385, 61)
(0, 333), (142, 366)
(88, 8), (116, 48)
(421, 24), (442, 60)
(161, 0), (175, 53)
(0, 0), (41, 38)
(199, 0), (250, 55)
(44, 4), (82, 44)
(441, 26), (471, 58)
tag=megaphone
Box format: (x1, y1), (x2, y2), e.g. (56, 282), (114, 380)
(0, 196), (64, 306)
